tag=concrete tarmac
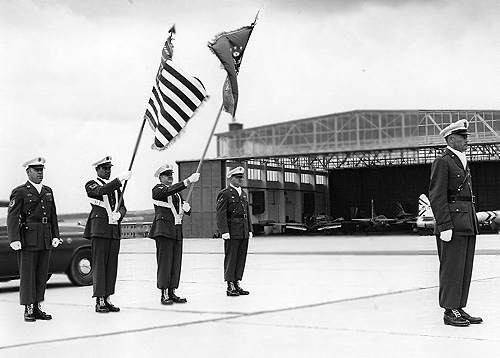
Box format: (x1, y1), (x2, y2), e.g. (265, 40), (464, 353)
(1, 234), (500, 357)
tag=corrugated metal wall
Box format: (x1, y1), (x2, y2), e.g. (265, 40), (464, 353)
(178, 160), (224, 238)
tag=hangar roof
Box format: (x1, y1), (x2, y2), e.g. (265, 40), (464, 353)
(216, 110), (500, 161)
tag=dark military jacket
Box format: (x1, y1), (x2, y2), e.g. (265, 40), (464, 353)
(216, 186), (252, 240)
(149, 182), (190, 240)
(429, 148), (479, 235)
(7, 181), (59, 251)
(83, 177), (126, 240)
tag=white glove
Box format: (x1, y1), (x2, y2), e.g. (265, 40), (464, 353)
(182, 202), (191, 212)
(222, 233), (230, 240)
(187, 172), (200, 184)
(248, 232), (253, 239)
(111, 211), (121, 221)
(440, 229), (452, 242)
(52, 238), (62, 248)
(10, 241), (21, 250)
(117, 171), (132, 182)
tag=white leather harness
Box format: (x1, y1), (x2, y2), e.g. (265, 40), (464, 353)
(153, 195), (184, 225)
(88, 178), (118, 225)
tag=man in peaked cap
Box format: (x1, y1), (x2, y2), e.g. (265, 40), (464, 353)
(429, 119), (482, 327)
(84, 156), (132, 313)
(216, 166), (253, 296)
(7, 157), (61, 322)
(149, 164), (200, 305)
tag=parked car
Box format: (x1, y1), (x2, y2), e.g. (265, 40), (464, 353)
(0, 207), (92, 286)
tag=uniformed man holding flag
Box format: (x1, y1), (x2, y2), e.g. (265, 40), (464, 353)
(149, 164), (199, 304)
(84, 156), (131, 313)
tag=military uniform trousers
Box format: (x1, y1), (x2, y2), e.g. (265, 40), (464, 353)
(17, 249), (51, 305)
(224, 239), (248, 282)
(436, 234), (476, 309)
(154, 227), (183, 289)
(91, 237), (120, 298)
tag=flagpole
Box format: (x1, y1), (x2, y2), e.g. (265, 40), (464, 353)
(115, 25), (176, 211)
(115, 116), (147, 211)
(185, 103), (224, 203)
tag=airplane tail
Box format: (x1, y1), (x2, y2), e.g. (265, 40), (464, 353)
(418, 194), (434, 219)
(415, 194), (435, 229)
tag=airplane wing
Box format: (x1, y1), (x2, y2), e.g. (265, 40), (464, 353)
(271, 222), (308, 231)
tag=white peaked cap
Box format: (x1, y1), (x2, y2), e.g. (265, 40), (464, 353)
(22, 157), (46, 168)
(154, 163), (174, 177)
(439, 119), (470, 138)
(226, 166), (245, 178)
(92, 156), (113, 167)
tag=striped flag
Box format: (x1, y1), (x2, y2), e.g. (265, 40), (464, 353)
(145, 28), (208, 150)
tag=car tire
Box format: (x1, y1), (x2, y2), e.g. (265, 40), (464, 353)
(66, 248), (92, 286)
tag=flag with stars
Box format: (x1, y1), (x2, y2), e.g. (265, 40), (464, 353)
(208, 18), (257, 118)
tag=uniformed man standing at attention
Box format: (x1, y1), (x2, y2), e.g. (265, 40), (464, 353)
(149, 164), (200, 305)
(216, 166), (253, 296)
(7, 157), (62, 322)
(84, 156), (131, 313)
(429, 119), (482, 327)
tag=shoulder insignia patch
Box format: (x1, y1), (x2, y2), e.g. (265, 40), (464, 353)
(9, 199), (15, 207)
(89, 183), (98, 190)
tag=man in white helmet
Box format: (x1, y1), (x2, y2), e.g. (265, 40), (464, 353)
(429, 119), (482, 327)
(7, 157), (61, 322)
(149, 164), (200, 305)
(84, 156), (131, 313)
(216, 166), (253, 296)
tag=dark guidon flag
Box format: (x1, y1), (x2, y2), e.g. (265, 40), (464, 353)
(208, 18), (256, 118)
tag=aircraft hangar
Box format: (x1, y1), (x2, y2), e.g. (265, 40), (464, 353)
(178, 110), (500, 238)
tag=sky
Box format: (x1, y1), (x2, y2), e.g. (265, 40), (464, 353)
(0, 0), (499, 213)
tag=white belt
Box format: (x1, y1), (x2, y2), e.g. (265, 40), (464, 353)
(153, 197), (183, 225)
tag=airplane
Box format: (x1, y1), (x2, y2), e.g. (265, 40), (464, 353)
(350, 199), (406, 227)
(416, 194), (500, 233)
(309, 215), (343, 233)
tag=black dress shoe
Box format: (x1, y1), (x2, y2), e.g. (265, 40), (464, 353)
(161, 296), (174, 305)
(104, 299), (120, 312)
(24, 304), (36, 322)
(226, 282), (240, 296)
(444, 309), (470, 327)
(234, 281), (249, 295)
(95, 297), (110, 313)
(458, 309), (483, 324)
(168, 289), (187, 303)
(160, 289), (174, 305)
(34, 304), (52, 320)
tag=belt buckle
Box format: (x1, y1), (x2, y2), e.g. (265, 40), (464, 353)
(42, 217), (48, 224)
